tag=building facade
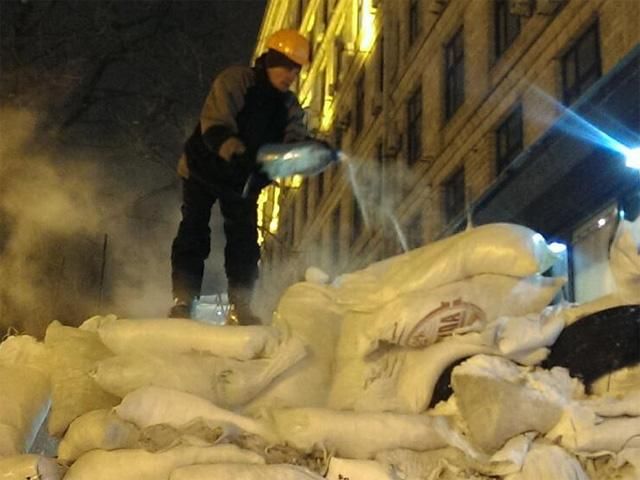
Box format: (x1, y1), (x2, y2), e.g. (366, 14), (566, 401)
(253, 0), (639, 309)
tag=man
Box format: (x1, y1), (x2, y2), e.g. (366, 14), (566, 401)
(169, 29), (312, 324)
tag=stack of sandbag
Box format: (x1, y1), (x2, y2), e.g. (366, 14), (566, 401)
(328, 223), (566, 414)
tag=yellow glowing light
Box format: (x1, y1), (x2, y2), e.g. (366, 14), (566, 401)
(269, 187), (281, 234)
(321, 101), (336, 131)
(359, 0), (376, 52)
(257, 188), (269, 245)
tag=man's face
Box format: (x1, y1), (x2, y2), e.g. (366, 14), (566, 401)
(267, 65), (300, 92)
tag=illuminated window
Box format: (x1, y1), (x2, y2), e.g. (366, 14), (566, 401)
(445, 28), (465, 120)
(443, 167), (465, 223)
(495, 0), (521, 59)
(562, 22), (601, 105)
(407, 86), (422, 166)
(495, 104), (523, 174)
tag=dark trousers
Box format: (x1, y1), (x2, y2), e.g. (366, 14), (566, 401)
(171, 177), (260, 302)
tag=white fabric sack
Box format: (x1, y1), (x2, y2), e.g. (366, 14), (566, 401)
(93, 316), (281, 360)
(558, 294), (632, 326)
(57, 409), (139, 465)
(0, 454), (63, 480)
(0, 365), (50, 455)
(325, 457), (393, 480)
(585, 390), (640, 417)
(169, 463), (323, 480)
(610, 219), (640, 303)
(375, 447), (470, 479)
(245, 282), (343, 412)
(335, 223), (558, 312)
(491, 306), (566, 365)
(451, 355), (582, 453)
(92, 335), (306, 408)
(267, 407), (446, 459)
(592, 365), (640, 396)
(114, 386), (276, 442)
(329, 338), (497, 413)
(504, 442), (588, 480)
(44, 321), (119, 437)
(360, 274), (564, 355)
(547, 403), (640, 453)
(63, 445), (264, 480)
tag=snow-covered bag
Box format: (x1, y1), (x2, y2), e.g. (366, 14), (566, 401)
(63, 445), (264, 480)
(335, 223), (558, 312)
(267, 407), (446, 459)
(169, 463), (324, 480)
(114, 386), (276, 442)
(57, 409), (140, 465)
(245, 281), (343, 412)
(0, 335), (51, 455)
(91, 316), (281, 360)
(92, 335), (306, 408)
(360, 274), (564, 356)
(329, 337), (497, 413)
(325, 457), (393, 480)
(592, 364), (640, 396)
(504, 442), (588, 480)
(44, 321), (119, 437)
(0, 454), (63, 480)
(610, 219), (640, 303)
(451, 355), (583, 453)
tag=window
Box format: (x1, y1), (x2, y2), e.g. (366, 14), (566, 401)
(494, 0), (521, 59)
(355, 73), (365, 136)
(445, 28), (465, 120)
(562, 22), (601, 105)
(495, 104), (523, 174)
(409, 0), (421, 46)
(443, 167), (465, 223)
(407, 86), (422, 166)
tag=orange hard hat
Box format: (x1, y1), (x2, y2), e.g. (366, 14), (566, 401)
(266, 29), (310, 66)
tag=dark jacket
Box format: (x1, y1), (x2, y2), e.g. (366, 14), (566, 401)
(182, 55), (309, 194)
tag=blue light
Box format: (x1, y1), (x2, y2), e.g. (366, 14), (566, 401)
(624, 147), (640, 170)
(549, 242), (567, 254)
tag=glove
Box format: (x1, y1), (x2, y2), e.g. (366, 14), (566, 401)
(218, 136), (246, 162)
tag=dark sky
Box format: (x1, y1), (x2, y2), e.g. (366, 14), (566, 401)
(0, 0), (268, 331)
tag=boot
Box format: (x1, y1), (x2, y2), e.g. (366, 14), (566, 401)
(168, 297), (192, 319)
(226, 287), (261, 326)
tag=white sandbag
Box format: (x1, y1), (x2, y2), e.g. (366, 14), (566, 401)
(504, 442), (589, 480)
(585, 390), (640, 417)
(547, 403), (640, 453)
(0, 454), (63, 480)
(610, 219), (640, 303)
(592, 364), (640, 396)
(92, 335), (306, 408)
(335, 223), (558, 312)
(170, 463), (323, 480)
(492, 306), (566, 365)
(452, 355), (582, 453)
(0, 334), (51, 454)
(114, 386), (276, 442)
(0, 364), (50, 455)
(557, 294), (633, 326)
(267, 407), (446, 459)
(375, 447), (470, 479)
(57, 409), (139, 465)
(94, 316), (281, 360)
(44, 321), (119, 437)
(360, 274), (564, 355)
(245, 282), (343, 412)
(325, 457), (393, 480)
(64, 445), (264, 480)
(329, 338), (497, 413)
